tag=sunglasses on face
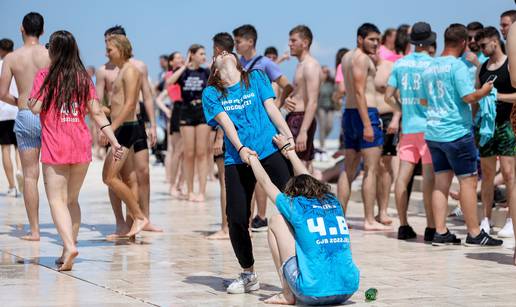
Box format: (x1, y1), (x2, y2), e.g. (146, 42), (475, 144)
(468, 36), (475, 41)
(479, 42), (489, 49)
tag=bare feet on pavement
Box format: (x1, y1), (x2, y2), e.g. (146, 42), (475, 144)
(21, 233), (40, 241)
(207, 229), (229, 240)
(264, 292), (296, 305)
(364, 220), (391, 231)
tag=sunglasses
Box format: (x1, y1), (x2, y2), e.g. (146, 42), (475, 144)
(479, 42), (489, 49)
(468, 36), (475, 41)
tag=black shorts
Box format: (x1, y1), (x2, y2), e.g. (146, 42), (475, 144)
(135, 116), (148, 152)
(0, 120), (17, 145)
(115, 121), (147, 152)
(380, 113), (398, 156)
(170, 102), (182, 134)
(180, 101), (206, 126)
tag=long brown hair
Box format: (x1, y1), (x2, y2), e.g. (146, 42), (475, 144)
(37, 30), (90, 115)
(284, 174), (333, 199)
(207, 52), (250, 97)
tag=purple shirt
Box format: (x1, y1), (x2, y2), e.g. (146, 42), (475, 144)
(240, 55), (283, 82)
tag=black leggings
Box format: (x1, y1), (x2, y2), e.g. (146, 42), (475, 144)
(225, 151), (292, 269)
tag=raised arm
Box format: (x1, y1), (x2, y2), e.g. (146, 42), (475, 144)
(273, 134), (309, 176)
(0, 55), (18, 106)
(353, 54), (374, 141)
(248, 155), (281, 202)
(111, 66), (141, 131)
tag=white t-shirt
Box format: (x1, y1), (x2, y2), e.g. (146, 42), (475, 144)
(0, 59), (19, 121)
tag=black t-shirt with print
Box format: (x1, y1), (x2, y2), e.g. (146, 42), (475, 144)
(178, 67), (210, 103)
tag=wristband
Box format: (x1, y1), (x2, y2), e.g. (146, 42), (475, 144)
(238, 145), (246, 154)
(100, 124), (110, 130)
(280, 143), (291, 152)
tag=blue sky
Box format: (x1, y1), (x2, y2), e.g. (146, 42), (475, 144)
(1, 0), (514, 82)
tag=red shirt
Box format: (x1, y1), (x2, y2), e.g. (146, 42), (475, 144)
(165, 71), (182, 102)
(30, 68), (97, 165)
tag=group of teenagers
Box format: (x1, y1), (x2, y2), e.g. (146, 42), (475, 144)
(3, 8), (516, 306)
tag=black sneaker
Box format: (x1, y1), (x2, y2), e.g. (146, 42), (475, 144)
(432, 230), (461, 246)
(464, 229), (503, 247)
(397, 225), (417, 240)
(424, 227), (436, 242)
(251, 216), (268, 232)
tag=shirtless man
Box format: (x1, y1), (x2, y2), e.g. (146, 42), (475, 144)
(96, 26), (161, 236)
(101, 34), (148, 237)
(284, 25), (321, 168)
(337, 23), (389, 230)
(372, 54), (397, 226)
(0, 12), (50, 241)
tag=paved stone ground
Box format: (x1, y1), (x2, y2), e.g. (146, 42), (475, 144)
(1, 155), (516, 306)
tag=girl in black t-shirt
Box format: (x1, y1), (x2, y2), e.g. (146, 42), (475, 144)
(166, 44), (210, 202)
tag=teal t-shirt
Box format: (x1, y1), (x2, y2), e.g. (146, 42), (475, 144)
(202, 70), (278, 165)
(461, 51), (488, 82)
(387, 52), (433, 134)
(421, 56), (475, 142)
(275, 193), (360, 297)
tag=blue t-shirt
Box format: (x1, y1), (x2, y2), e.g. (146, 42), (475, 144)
(275, 193), (360, 297)
(202, 70), (278, 165)
(240, 55), (283, 82)
(421, 56), (475, 142)
(387, 52), (433, 134)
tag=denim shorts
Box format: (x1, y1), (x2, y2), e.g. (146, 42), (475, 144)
(426, 133), (477, 177)
(282, 256), (352, 306)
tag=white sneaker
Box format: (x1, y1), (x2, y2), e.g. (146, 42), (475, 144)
(497, 218), (514, 238)
(6, 188), (18, 198)
(226, 272), (260, 294)
(449, 206), (463, 217)
(480, 217), (491, 234)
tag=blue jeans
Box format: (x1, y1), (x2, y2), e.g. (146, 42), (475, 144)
(426, 133), (477, 177)
(282, 256), (352, 306)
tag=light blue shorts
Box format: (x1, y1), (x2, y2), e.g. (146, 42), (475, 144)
(282, 256), (352, 306)
(14, 110), (41, 151)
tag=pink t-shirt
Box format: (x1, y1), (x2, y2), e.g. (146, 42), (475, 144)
(165, 71), (182, 103)
(335, 64), (343, 83)
(30, 68), (96, 165)
(379, 45), (402, 62)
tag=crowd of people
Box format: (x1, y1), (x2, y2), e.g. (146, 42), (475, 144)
(1, 9), (516, 305)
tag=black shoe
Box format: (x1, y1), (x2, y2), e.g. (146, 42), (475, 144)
(424, 227), (436, 242)
(432, 230), (461, 246)
(251, 216), (268, 232)
(464, 229), (503, 247)
(397, 225), (417, 240)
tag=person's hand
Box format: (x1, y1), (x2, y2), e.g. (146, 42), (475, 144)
(99, 132), (109, 146)
(111, 143), (124, 161)
(295, 131), (307, 152)
(386, 119), (399, 135)
(363, 125), (374, 142)
(273, 134), (295, 157)
(148, 126), (157, 148)
(465, 51), (480, 67)
(278, 52), (290, 63)
(239, 146), (258, 164)
(332, 149), (344, 159)
(164, 109), (172, 119)
(185, 51), (192, 68)
(213, 137), (224, 156)
(283, 96), (296, 112)
(481, 81), (494, 94)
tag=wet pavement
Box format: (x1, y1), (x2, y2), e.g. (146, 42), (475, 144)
(0, 157), (516, 306)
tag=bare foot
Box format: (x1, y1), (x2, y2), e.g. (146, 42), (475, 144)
(170, 187), (181, 198)
(106, 233), (130, 240)
(264, 293), (295, 305)
(364, 220), (391, 231)
(106, 225), (130, 240)
(143, 223), (163, 232)
(375, 214), (393, 226)
(193, 194), (206, 203)
(57, 248), (78, 271)
(207, 229), (229, 240)
(21, 233), (40, 241)
(126, 217), (148, 237)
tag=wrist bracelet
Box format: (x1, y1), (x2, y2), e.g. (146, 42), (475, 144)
(280, 143), (291, 152)
(100, 124), (110, 130)
(238, 145), (246, 154)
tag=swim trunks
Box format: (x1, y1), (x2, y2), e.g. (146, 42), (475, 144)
(343, 108), (383, 151)
(14, 109), (41, 151)
(286, 111), (316, 161)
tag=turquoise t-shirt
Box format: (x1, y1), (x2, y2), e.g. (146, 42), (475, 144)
(275, 193), (360, 297)
(202, 70), (278, 165)
(387, 52), (433, 134)
(421, 56), (475, 142)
